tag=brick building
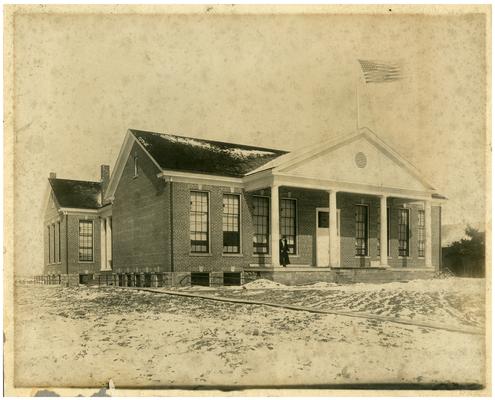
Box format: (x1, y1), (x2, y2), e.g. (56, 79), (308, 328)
(43, 127), (445, 285)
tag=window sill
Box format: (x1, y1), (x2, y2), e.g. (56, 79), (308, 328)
(78, 261), (95, 264)
(189, 253), (212, 257)
(222, 253), (244, 257)
(398, 256), (412, 259)
(253, 253), (271, 257)
(354, 256), (371, 259)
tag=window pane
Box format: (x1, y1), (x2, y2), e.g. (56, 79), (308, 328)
(190, 192), (209, 253)
(252, 197), (269, 254)
(223, 194), (240, 253)
(398, 209), (410, 257)
(355, 205), (368, 256)
(78, 220), (93, 262)
(418, 210), (425, 257)
(280, 199), (297, 254)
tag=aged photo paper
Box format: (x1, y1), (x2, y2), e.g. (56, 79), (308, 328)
(3, 4), (491, 397)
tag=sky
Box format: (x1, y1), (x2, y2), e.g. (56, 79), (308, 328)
(11, 9), (488, 275)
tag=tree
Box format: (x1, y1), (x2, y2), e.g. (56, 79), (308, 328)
(443, 226), (485, 277)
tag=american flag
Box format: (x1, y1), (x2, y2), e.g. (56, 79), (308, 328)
(358, 59), (401, 83)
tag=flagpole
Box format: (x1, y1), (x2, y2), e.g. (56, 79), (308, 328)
(356, 75), (360, 130)
(356, 63), (360, 131)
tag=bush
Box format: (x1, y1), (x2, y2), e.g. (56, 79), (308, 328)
(442, 226), (485, 277)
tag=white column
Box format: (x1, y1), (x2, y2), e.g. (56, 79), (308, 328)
(100, 218), (106, 271)
(328, 190), (339, 267)
(106, 216), (113, 270)
(424, 200), (432, 268)
(380, 195), (389, 267)
(271, 185), (280, 268)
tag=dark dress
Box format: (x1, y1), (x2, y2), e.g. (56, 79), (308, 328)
(279, 239), (290, 267)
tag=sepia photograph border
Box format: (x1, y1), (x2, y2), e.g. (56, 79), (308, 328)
(2, 3), (492, 397)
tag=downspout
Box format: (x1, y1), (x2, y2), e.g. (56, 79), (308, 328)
(169, 180), (174, 273)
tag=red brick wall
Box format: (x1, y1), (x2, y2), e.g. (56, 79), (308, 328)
(339, 193), (380, 268)
(172, 183), (251, 272)
(169, 185), (441, 270)
(43, 191), (66, 275)
(66, 214), (101, 274)
(170, 185), (328, 270)
(112, 142), (171, 273)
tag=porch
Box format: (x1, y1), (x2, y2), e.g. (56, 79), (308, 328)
(245, 182), (439, 270)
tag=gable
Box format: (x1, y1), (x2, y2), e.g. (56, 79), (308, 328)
(43, 190), (60, 222)
(279, 134), (433, 192)
(113, 141), (164, 201)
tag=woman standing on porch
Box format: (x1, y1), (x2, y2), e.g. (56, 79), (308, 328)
(279, 236), (290, 268)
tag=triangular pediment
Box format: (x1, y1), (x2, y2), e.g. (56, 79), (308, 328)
(278, 129), (435, 192)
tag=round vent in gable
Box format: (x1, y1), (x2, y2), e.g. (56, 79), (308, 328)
(355, 152), (367, 168)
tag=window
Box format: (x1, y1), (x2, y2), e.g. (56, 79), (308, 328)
(79, 220), (94, 262)
(318, 211), (329, 228)
(398, 209), (410, 257)
(47, 226), (51, 264)
(280, 199), (297, 254)
(387, 208), (391, 257)
(355, 205), (369, 256)
(133, 153), (138, 177)
(52, 224), (56, 263)
(190, 191), (209, 253)
(223, 194), (240, 253)
(377, 212), (380, 256)
(252, 196), (269, 254)
(418, 209), (425, 257)
(377, 207), (391, 257)
(57, 222), (61, 263)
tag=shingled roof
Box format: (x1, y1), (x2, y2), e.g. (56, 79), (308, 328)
(49, 178), (102, 209)
(130, 129), (288, 178)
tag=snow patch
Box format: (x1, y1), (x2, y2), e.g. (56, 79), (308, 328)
(243, 279), (286, 289)
(300, 282), (340, 289)
(227, 148), (276, 158)
(166, 135), (215, 151)
(163, 134), (276, 158)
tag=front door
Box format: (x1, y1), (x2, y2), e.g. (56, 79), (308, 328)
(316, 209), (329, 266)
(316, 208), (340, 267)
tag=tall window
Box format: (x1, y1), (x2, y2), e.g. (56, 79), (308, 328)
(48, 226), (51, 264)
(223, 194), (240, 253)
(252, 196), (269, 254)
(190, 191), (209, 253)
(355, 205), (369, 256)
(418, 209), (425, 257)
(398, 209), (410, 257)
(57, 221), (61, 263)
(387, 208), (391, 257)
(280, 199), (297, 254)
(79, 220), (94, 262)
(52, 224), (56, 263)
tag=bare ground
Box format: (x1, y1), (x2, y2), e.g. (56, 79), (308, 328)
(13, 278), (486, 389)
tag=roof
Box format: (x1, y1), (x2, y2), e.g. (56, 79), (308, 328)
(130, 129), (288, 178)
(49, 178), (102, 209)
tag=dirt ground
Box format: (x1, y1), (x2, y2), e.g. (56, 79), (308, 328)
(13, 278), (486, 389)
